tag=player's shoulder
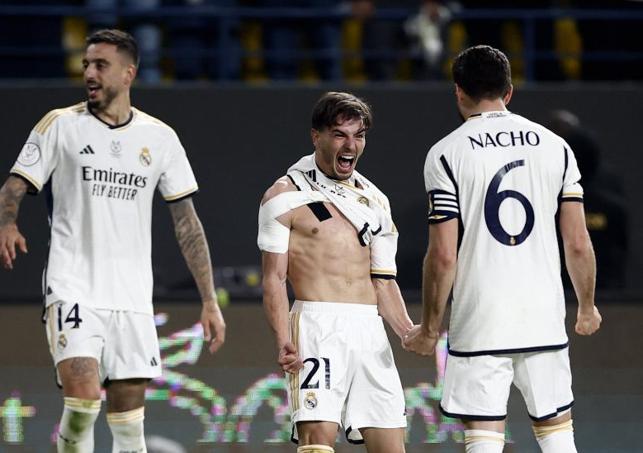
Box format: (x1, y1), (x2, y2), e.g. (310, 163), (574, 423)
(32, 102), (86, 134)
(132, 107), (177, 134)
(510, 113), (565, 144)
(261, 176), (298, 204)
(427, 124), (466, 159)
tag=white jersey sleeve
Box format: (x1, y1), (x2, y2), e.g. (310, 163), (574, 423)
(370, 194), (398, 279)
(424, 142), (459, 223)
(10, 110), (63, 193)
(560, 144), (584, 202)
(157, 130), (198, 202)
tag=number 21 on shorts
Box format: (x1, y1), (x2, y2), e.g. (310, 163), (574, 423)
(301, 357), (330, 389)
(57, 303), (83, 331)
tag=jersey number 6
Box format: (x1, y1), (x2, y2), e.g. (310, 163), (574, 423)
(484, 159), (535, 246)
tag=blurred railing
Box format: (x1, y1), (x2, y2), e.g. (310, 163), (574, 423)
(0, 5), (642, 82)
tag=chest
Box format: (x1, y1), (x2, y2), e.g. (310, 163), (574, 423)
(60, 122), (163, 180)
(292, 201), (360, 244)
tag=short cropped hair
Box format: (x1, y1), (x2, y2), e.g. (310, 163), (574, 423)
(86, 29), (139, 67)
(311, 92), (373, 131)
(452, 45), (512, 102)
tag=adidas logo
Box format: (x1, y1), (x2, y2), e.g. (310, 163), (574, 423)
(80, 145), (95, 155)
(150, 357), (158, 367)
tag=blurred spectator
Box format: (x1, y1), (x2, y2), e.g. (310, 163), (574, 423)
(403, 0), (454, 80)
(548, 110), (628, 289)
(256, 0), (342, 81)
(164, 0), (241, 81)
(341, 0), (404, 81)
(86, 0), (162, 83)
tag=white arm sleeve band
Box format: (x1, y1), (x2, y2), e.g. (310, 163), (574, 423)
(257, 191), (326, 253)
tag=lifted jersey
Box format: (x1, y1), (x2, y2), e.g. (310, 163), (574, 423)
(424, 111), (583, 355)
(11, 102), (198, 314)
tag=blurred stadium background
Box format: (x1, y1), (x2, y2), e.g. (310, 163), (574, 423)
(0, 1), (642, 451)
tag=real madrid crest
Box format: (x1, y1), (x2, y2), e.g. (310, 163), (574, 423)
(357, 196), (369, 206)
(304, 391), (318, 410)
(58, 334), (67, 350)
(139, 147), (152, 167)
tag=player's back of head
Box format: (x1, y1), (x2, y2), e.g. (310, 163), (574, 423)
(452, 45), (511, 102)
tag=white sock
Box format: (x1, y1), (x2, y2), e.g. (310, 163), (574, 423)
(107, 407), (146, 453)
(57, 397), (101, 453)
(533, 419), (577, 453)
(297, 445), (334, 453)
(464, 429), (505, 453)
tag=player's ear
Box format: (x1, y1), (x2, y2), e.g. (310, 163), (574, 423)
(125, 63), (137, 86)
(311, 128), (320, 147)
(503, 84), (513, 106)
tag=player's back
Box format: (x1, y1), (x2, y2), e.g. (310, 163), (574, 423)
(424, 111), (583, 355)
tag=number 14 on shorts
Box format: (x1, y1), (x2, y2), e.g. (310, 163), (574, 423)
(301, 357), (330, 389)
(57, 303), (83, 330)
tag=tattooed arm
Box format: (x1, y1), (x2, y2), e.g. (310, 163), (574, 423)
(0, 176), (29, 270)
(168, 197), (226, 353)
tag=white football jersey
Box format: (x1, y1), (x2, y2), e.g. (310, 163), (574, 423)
(424, 111), (583, 355)
(11, 102), (198, 314)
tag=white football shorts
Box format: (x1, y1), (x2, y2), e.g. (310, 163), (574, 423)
(44, 300), (162, 384)
(287, 301), (407, 444)
(440, 347), (574, 421)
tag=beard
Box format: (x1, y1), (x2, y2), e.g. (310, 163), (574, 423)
(87, 86), (118, 112)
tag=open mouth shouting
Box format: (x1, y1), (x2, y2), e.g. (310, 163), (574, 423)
(336, 153), (356, 176)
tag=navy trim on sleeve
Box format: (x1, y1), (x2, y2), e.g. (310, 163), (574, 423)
(448, 342), (568, 357)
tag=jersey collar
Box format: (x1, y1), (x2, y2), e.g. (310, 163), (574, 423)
(467, 110), (512, 121)
(87, 103), (135, 129)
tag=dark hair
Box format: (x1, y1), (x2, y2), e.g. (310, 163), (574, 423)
(452, 45), (511, 102)
(311, 92), (372, 131)
(86, 29), (139, 67)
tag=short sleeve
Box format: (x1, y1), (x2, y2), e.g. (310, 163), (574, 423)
(157, 130), (198, 202)
(370, 195), (398, 279)
(560, 145), (584, 203)
(10, 111), (62, 194)
(424, 145), (459, 223)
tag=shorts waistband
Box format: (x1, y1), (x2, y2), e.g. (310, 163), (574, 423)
(292, 300), (378, 315)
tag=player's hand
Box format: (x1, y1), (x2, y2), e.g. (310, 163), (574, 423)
(278, 341), (303, 374)
(0, 223), (28, 270)
(402, 324), (439, 356)
(575, 305), (601, 336)
(201, 299), (226, 354)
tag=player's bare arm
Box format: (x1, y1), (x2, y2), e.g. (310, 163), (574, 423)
(0, 176), (29, 270)
(260, 177), (303, 373)
(168, 197), (226, 353)
(372, 278), (413, 340)
(404, 220), (458, 355)
(559, 202), (602, 336)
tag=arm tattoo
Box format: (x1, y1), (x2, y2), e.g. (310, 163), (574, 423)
(168, 198), (215, 300)
(0, 176), (28, 227)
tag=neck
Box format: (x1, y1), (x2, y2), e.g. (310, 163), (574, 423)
(462, 98), (507, 120)
(93, 92), (132, 126)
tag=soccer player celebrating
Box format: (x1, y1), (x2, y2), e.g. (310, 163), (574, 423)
(259, 92), (413, 453)
(404, 45), (601, 452)
(0, 29), (225, 452)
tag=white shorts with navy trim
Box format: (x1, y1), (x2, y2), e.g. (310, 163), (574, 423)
(440, 347), (574, 421)
(45, 301), (162, 384)
(287, 301), (407, 444)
